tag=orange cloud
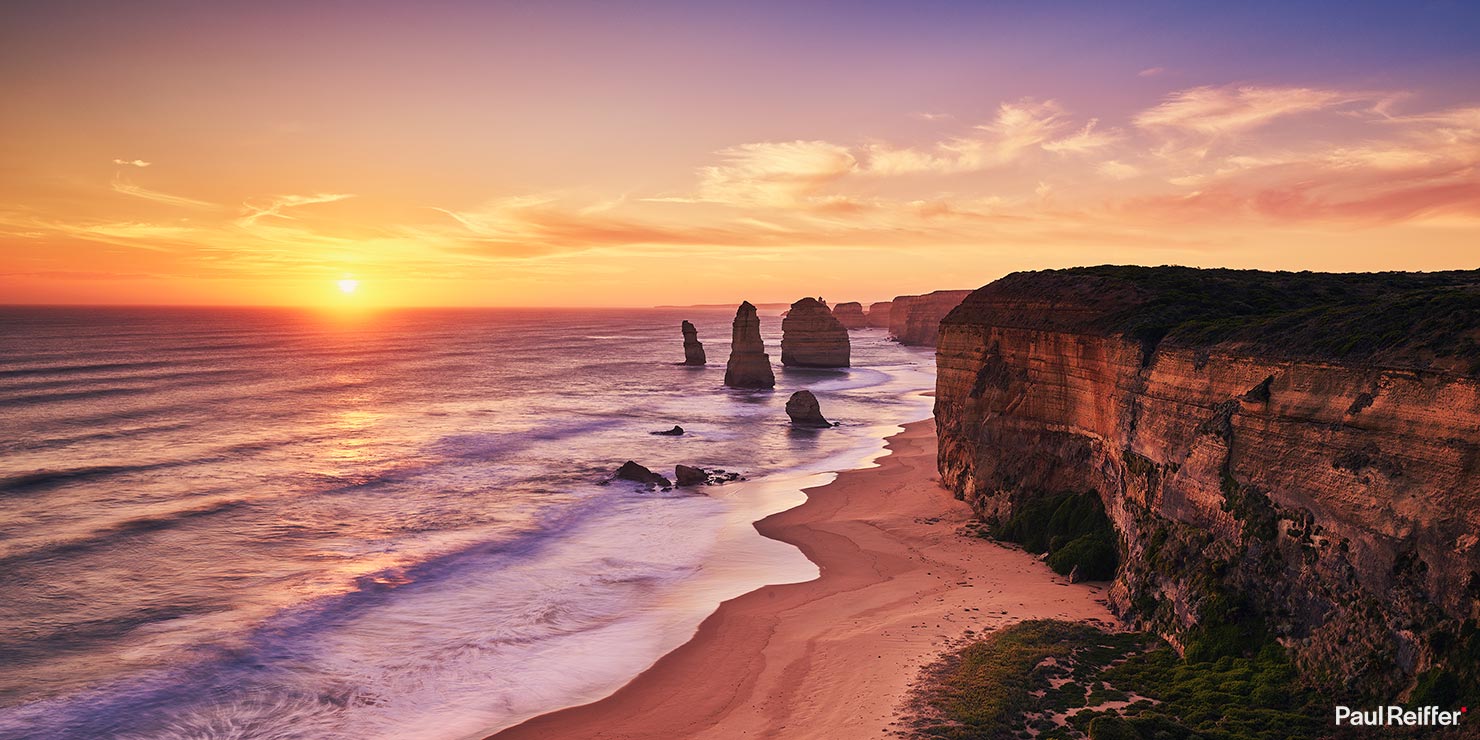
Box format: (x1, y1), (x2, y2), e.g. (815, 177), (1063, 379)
(694, 141), (858, 206)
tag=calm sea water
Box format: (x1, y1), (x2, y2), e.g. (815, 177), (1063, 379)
(0, 306), (934, 740)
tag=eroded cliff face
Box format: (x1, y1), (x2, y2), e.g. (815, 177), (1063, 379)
(888, 290), (973, 345)
(935, 269), (1480, 698)
(867, 301), (892, 328)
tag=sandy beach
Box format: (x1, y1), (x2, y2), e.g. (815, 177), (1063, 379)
(490, 419), (1117, 739)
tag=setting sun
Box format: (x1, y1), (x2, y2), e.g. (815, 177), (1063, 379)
(338, 279), (359, 295)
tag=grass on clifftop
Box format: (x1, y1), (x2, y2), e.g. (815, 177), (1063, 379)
(906, 620), (1327, 740)
(1051, 266), (1480, 372)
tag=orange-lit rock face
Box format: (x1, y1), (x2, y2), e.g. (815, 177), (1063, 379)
(831, 301), (868, 330)
(780, 297), (849, 368)
(935, 272), (1480, 696)
(866, 301), (892, 328)
(724, 301), (775, 388)
(889, 290), (972, 345)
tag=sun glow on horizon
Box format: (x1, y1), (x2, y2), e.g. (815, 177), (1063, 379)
(1, 3), (1477, 307)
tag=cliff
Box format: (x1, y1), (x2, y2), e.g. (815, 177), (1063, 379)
(832, 301), (868, 329)
(889, 290), (973, 345)
(780, 297), (850, 368)
(934, 266), (1480, 699)
(867, 301), (892, 328)
(723, 301), (775, 388)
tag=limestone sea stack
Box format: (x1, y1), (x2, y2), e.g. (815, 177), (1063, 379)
(780, 297), (850, 367)
(680, 320), (706, 365)
(888, 290), (972, 345)
(867, 301), (892, 328)
(832, 301), (868, 329)
(723, 301), (775, 388)
(785, 390), (831, 427)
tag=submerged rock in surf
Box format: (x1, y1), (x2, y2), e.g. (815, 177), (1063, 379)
(613, 460), (671, 487)
(786, 390), (833, 428)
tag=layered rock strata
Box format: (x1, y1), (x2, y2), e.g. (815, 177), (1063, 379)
(934, 266), (1480, 698)
(832, 302), (868, 329)
(723, 301), (775, 388)
(681, 320), (706, 365)
(867, 301), (893, 328)
(780, 297), (850, 367)
(888, 290), (972, 345)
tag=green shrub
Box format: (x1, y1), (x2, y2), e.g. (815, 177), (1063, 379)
(993, 491), (1119, 581)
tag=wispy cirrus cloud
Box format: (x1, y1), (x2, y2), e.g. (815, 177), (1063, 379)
(693, 141), (858, 207)
(864, 99), (1076, 175)
(11, 80), (1477, 303)
(1117, 101), (1480, 225)
(1041, 119), (1120, 153)
(238, 193), (355, 226)
(1134, 84), (1384, 135)
(111, 177), (218, 209)
(112, 158), (151, 167)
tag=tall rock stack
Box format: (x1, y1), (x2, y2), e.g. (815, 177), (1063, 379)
(832, 301), (868, 329)
(723, 301), (775, 388)
(867, 301), (892, 328)
(680, 320), (706, 365)
(780, 297), (850, 367)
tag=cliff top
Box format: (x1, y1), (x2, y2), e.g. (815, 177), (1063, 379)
(946, 266), (1480, 374)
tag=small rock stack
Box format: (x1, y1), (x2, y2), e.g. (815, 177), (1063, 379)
(785, 390), (832, 428)
(680, 320), (706, 365)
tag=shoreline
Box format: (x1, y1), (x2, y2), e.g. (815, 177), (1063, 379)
(487, 419), (1117, 739)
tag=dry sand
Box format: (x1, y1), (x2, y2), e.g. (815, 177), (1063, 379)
(489, 419), (1116, 739)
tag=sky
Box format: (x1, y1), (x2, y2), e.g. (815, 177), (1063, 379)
(2, 0), (1478, 308)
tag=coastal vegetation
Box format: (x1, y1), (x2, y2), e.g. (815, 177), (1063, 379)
(987, 491), (1118, 581)
(1048, 266), (1480, 372)
(907, 620), (1327, 740)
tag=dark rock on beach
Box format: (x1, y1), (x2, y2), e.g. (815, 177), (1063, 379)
(650, 425), (685, 436)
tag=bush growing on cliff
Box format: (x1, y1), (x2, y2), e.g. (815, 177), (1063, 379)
(991, 491), (1118, 581)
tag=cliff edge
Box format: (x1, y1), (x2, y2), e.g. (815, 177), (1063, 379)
(935, 266), (1480, 699)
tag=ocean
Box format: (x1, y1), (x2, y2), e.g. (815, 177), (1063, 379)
(0, 306), (934, 740)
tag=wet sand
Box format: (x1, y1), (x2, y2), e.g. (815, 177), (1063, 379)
(489, 419), (1116, 739)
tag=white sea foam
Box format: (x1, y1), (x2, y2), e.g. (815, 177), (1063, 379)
(0, 307), (935, 740)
